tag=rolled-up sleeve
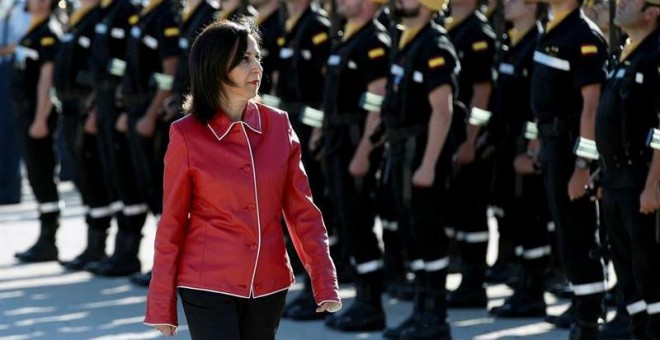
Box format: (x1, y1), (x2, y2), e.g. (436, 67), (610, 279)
(144, 123), (191, 327)
(281, 115), (340, 305)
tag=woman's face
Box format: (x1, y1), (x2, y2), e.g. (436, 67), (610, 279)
(225, 35), (263, 103)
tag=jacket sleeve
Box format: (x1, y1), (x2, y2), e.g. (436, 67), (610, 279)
(281, 115), (340, 305)
(144, 123), (192, 327)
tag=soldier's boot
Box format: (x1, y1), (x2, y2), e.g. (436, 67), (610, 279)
(490, 268), (547, 318)
(545, 302), (577, 329)
(329, 270), (385, 332)
(282, 277), (326, 320)
(383, 271), (426, 339)
(60, 216), (110, 270)
(569, 321), (599, 340)
(399, 290), (452, 340)
(16, 212), (59, 262)
(88, 229), (142, 277)
(130, 271), (152, 287)
(447, 264), (487, 308)
(598, 300), (631, 339)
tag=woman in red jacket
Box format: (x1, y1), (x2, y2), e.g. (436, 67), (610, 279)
(143, 18), (342, 339)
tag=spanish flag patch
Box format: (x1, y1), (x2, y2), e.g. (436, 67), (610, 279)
(428, 56), (446, 69)
(40, 36), (55, 47)
(129, 15), (139, 25)
(312, 32), (329, 45)
(472, 41), (488, 51)
(164, 27), (180, 37)
(277, 37), (285, 47)
(581, 44), (598, 55)
(368, 48), (385, 59)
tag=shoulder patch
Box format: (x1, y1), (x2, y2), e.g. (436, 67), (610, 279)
(428, 56), (446, 69)
(581, 44), (598, 55)
(164, 27), (180, 37)
(129, 14), (139, 25)
(368, 47), (385, 59)
(40, 36), (56, 46)
(472, 40), (488, 51)
(312, 32), (328, 45)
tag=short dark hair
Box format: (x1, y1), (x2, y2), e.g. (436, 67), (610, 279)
(184, 17), (261, 124)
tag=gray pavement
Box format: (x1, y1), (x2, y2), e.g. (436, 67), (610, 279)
(0, 182), (610, 339)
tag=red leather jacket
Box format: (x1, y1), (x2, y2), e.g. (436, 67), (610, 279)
(144, 101), (340, 327)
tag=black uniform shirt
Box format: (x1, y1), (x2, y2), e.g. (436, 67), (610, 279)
(492, 24), (541, 147)
(10, 18), (60, 102)
(173, 0), (218, 94)
(531, 9), (607, 129)
(257, 6), (284, 95)
(445, 11), (496, 106)
(53, 6), (100, 99)
(383, 22), (459, 129)
(595, 29), (660, 189)
(90, 0), (139, 82)
(275, 5), (331, 105)
(321, 20), (390, 155)
(123, 0), (180, 95)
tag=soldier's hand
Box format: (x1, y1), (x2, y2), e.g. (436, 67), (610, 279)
(454, 141), (475, 167)
(154, 325), (176, 337)
(640, 182), (660, 214)
(136, 115), (157, 138)
(568, 168), (590, 201)
(309, 128), (323, 153)
(412, 165), (435, 188)
(28, 119), (49, 139)
(514, 153), (536, 175)
(84, 109), (98, 135)
(115, 113), (129, 133)
(349, 154), (370, 178)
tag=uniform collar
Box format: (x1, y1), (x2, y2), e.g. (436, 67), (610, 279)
(207, 101), (263, 141)
(545, 7), (579, 33)
(619, 29), (660, 62)
(141, 0), (164, 15)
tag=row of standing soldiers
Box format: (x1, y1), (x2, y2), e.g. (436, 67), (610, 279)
(7, 0), (660, 337)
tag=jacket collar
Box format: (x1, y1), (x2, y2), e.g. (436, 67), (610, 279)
(207, 101), (262, 142)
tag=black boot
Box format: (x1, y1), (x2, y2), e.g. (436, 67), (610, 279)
(447, 264), (487, 308)
(328, 271), (385, 332)
(60, 217), (110, 270)
(400, 290), (452, 340)
(490, 268), (547, 318)
(15, 212), (59, 262)
(282, 277), (326, 321)
(383, 272), (426, 339)
(87, 229), (141, 277)
(569, 320), (599, 340)
(130, 271), (152, 287)
(545, 302), (576, 329)
(598, 300), (631, 339)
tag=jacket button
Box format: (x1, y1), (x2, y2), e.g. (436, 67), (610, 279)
(250, 243), (257, 250)
(243, 165), (251, 172)
(247, 204), (255, 210)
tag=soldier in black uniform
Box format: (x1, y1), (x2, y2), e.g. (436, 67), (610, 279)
(10, 0), (61, 263)
(53, 0), (115, 270)
(595, 0), (660, 337)
(488, 0), (551, 318)
(130, 0), (219, 288)
(87, 0), (147, 277)
(275, 0), (332, 320)
(442, 0), (497, 309)
(380, 0), (458, 337)
(250, 0), (284, 95)
(108, 0), (180, 277)
(318, 0), (390, 332)
(531, 1), (609, 337)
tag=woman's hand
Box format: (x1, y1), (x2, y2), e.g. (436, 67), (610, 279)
(316, 301), (342, 313)
(154, 325), (176, 336)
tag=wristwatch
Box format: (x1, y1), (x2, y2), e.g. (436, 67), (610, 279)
(575, 157), (590, 170)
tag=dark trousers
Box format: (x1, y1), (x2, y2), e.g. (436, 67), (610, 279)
(0, 61), (21, 204)
(60, 100), (112, 223)
(602, 186), (660, 337)
(179, 288), (288, 340)
(94, 89), (146, 232)
(540, 135), (604, 322)
(325, 136), (381, 270)
(13, 100), (60, 211)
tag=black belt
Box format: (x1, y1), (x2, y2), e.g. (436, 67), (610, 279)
(599, 153), (647, 171)
(537, 118), (569, 138)
(385, 124), (427, 144)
